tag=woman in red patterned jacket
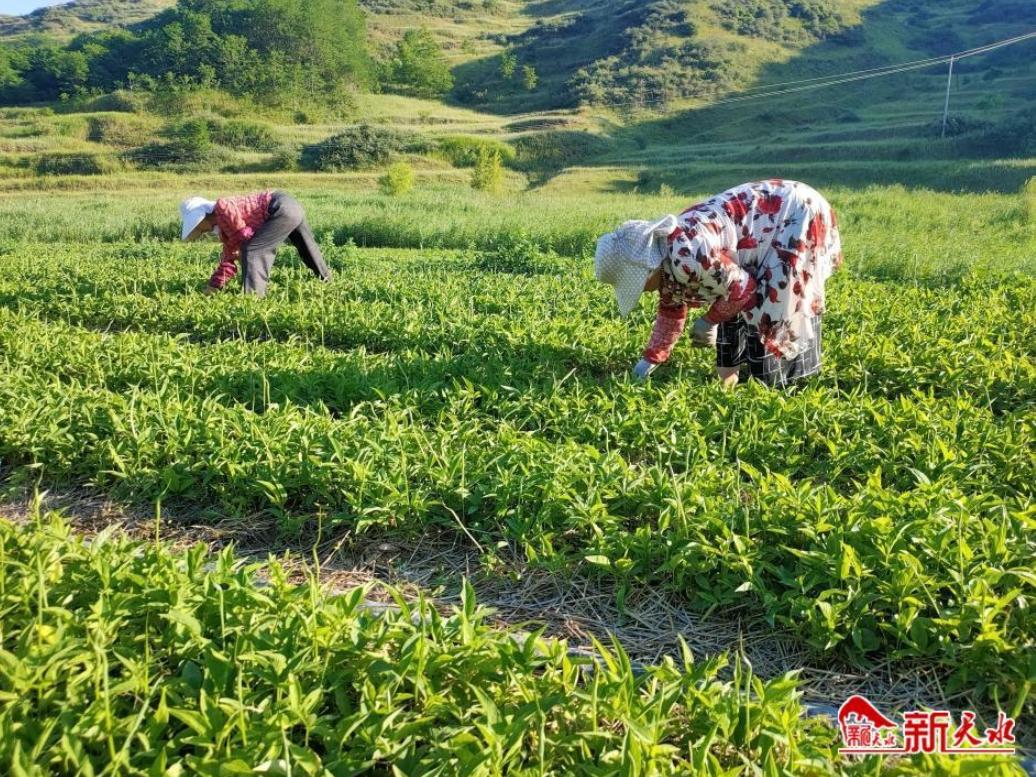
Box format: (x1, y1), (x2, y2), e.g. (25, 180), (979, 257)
(594, 180), (842, 388)
(180, 190), (331, 297)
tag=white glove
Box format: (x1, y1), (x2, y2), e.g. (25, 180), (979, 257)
(691, 317), (718, 348)
(632, 358), (659, 380)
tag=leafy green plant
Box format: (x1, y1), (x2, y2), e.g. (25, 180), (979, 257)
(86, 113), (155, 147)
(471, 146), (503, 193)
(205, 117), (279, 151)
(4, 513), (1024, 775)
(0, 184), (1032, 741)
(300, 124), (429, 171)
(436, 135), (516, 168)
(522, 64), (539, 91)
(379, 161), (416, 196)
(383, 27), (454, 97)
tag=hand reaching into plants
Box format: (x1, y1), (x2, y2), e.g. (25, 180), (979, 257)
(202, 284), (219, 295)
(691, 317), (717, 348)
(632, 358), (658, 380)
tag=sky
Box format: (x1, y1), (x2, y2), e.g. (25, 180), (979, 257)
(1, 0), (69, 15)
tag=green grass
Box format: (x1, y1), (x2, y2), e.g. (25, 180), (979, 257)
(1, 178), (1034, 276)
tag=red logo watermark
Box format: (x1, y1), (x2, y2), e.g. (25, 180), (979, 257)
(837, 695), (1017, 756)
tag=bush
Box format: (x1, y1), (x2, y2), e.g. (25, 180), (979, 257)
(512, 130), (612, 173)
(160, 117), (211, 150)
(715, 0), (845, 41)
(206, 118), (279, 151)
(80, 90), (147, 113)
(569, 42), (734, 108)
(926, 114), (989, 138)
(127, 119), (218, 169)
(471, 146), (504, 193)
(379, 161), (416, 196)
(270, 143), (300, 171)
(300, 124), (429, 171)
(962, 108), (1036, 157)
(33, 152), (122, 176)
(125, 141), (221, 170)
(87, 114), (155, 147)
(383, 28), (454, 98)
(436, 135), (516, 168)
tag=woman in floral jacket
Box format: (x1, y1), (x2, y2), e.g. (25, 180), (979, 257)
(594, 180), (842, 387)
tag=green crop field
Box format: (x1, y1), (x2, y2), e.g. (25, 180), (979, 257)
(0, 178), (1034, 773)
(1, 0), (1035, 772)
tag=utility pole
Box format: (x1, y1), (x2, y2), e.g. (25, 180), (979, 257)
(940, 55), (955, 138)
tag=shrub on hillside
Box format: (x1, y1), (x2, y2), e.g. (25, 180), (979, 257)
(569, 42), (735, 107)
(33, 152), (122, 176)
(954, 108), (1036, 157)
(379, 161), (416, 196)
(80, 90), (148, 113)
(206, 118), (279, 151)
(160, 117), (212, 150)
(300, 124), (430, 171)
(382, 28), (454, 98)
(270, 143), (301, 171)
(436, 135), (515, 168)
(714, 0), (845, 42)
(926, 115), (990, 138)
(126, 118), (220, 169)
(470, 146), (504, 193)
(512, 131), (612, 173)
(87, 114), (155, 147)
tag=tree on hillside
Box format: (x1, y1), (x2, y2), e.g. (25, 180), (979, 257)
(23, 42), (90, 99)
(499, 50), (516, 80)
(0, 45), (21, 92)
(522, 64), (538, 91)
(0, 0), (373, 107)
(385, 28), (453, 98)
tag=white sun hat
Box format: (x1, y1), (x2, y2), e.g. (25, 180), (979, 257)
(594, 215), (678, 317)
(180, 196), (216, 241)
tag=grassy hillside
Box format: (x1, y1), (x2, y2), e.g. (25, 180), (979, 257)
(0, 0), (173, 38)
(0, 0), (1033, 194)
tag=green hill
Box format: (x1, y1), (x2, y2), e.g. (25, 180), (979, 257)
(0, 0), (1033, 193)
(0, 0), (173, 39)
(2, 0), (1033, 124)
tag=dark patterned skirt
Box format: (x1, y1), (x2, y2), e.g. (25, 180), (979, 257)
(716, 316), (822, 388)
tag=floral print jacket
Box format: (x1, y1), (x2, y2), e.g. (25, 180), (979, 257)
(643, 179), (843, 363)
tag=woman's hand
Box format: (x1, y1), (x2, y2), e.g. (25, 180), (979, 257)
(691, 317), (718, 348)
(632, 358), (658, 380)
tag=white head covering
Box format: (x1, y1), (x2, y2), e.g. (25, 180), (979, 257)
(594, 215), (678, 317)
(180, 196), (216, 241)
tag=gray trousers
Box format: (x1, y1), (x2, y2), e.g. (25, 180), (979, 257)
(241, 192), (331, 296)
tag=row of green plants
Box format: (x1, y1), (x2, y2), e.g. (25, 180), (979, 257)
(3, 182), (1032, 280)
(0, 245), (1031, 714)
(6, 513), (1024, 774)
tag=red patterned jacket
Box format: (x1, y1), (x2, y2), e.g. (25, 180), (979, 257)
(208, 191), (273, 289)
